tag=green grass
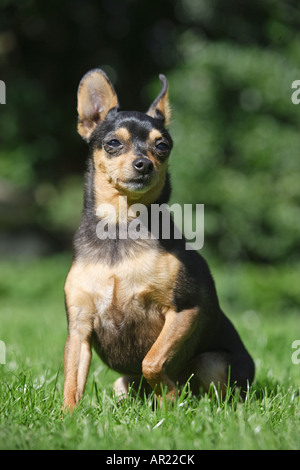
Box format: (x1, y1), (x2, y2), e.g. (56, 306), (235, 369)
(0, 254), (299, 450)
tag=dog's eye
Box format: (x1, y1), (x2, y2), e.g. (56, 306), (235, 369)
(104, 139), (123, 154)
(155, 142), (169, 152)
(106, 139), (122, 148)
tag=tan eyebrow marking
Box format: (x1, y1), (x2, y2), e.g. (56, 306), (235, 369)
(114, 127), (131, 142)
(148, 129), (163, 142)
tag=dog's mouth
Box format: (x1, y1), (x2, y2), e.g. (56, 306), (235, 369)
(114, 175), (153, 193)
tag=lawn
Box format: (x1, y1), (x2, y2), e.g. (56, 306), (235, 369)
(0, 253), (299, 450)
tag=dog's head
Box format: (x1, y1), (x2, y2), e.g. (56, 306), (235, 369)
(77, 69), (172, 205)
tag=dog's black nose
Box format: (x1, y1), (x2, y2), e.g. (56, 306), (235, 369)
(132, 157), (154, 175)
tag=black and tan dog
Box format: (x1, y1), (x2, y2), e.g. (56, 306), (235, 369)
(63, 69), (254, 410)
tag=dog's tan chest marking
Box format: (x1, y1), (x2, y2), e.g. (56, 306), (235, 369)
(65, 250), (181, 374)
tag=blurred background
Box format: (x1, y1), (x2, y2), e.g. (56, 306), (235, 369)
(1, 2), (300, 448)
(0, 0), (299, 313)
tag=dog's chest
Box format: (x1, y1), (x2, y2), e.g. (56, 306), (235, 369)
(66, 249), (180, 331)
(65, 250), (181, 374)
(94, 255), (169, 325)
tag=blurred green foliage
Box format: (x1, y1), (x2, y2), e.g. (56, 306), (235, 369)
(0, 0), (300, 263)
(169, 32), (300, 263)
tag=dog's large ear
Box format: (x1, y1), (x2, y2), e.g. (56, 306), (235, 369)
(147, 74), (171, 126)
(77, 69), (119, 141)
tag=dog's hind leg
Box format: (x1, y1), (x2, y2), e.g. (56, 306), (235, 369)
(113, 376), (133, 400)
(186, 349), (254, 397)
(113, 375), (149, 401)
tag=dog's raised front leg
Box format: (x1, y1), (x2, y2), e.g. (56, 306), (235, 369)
(142, 307), (199, 402)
